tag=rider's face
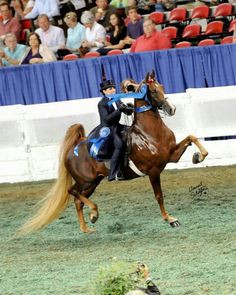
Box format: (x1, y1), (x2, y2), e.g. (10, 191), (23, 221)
(103, 87), (116, 95)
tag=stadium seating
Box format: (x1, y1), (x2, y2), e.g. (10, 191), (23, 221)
(214, 3), (233, 18)
(84, 52), (101, 58)
(169, 7), (187, 22)
(63, 54), (78, 61)
(221, 36), (233, 44)
(228, 19), (236, 33)
(149, 11), (164, 24)
(198, 39), (215, 46)
(107, 49), (124, 55)
(162, 26), (178, 39)
(175, 41), (191, 48)
(191, 5), (210, 20)
(19, 19), (32, 43)
(205, 21), (224, 35)
(182, 24), (201, 38)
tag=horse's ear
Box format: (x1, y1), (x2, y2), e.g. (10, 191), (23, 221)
(150, 70), (155, 79)
(144, 72), (150, 82)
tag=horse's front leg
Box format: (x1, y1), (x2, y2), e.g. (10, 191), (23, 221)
(149, 173), (180, 227)
(169, 135), (208, 164)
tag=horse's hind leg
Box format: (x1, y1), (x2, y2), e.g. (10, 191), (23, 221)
(169, 135), (208, 164)
(149, 173), (180, 227)
(69, 184), (95, 233)
(74, 197), (95, 233)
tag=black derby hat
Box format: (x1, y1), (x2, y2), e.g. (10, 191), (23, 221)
(100, 79), (116, 92)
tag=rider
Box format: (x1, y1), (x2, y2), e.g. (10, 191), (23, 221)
(98, 79), (133, 181)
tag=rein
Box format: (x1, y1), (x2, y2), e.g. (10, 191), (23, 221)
(107, 84), (152, 113)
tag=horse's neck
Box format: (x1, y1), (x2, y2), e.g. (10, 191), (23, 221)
(134, 100), (162, 130)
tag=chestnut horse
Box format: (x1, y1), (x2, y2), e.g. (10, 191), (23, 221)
(20, 71), (208, 235)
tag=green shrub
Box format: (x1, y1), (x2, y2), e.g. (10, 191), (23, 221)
(93, 260), (141, 295)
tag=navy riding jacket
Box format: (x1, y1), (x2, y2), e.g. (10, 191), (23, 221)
(98, 96), (123, 128)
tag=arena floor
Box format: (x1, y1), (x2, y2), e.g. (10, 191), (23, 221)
(0, 165), (235, 295)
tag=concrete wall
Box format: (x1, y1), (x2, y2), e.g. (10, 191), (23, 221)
(0, 86), (236, 183)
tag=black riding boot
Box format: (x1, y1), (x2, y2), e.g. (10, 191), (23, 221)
(108, 148), (121, 181)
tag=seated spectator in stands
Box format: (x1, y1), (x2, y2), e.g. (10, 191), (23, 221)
(233, 23), (236, 43)
(23, 0), (60, 20)
(0, 2), (21, 41)
(109, 0), (129, 8)
(97, 12), (127, 55)
(90, 0), (117, 31)
(130, 17), (171, 52)
(155, 0), (175, 12)
(119, 6), (144, 49)
(35, 14), (65, 54)
(20, 32), (56, 64)
(80, 10), (106, 52)
(58, 11), (85, 56)
(11, 0), (35, 19)
(59, 0), (86, 20)
(136, 0), (156, 15)
(162, 0), (176, 11)
(0, 32), (26, 66)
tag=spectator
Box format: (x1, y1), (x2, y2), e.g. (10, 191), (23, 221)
(80, 10), (106, 52)
(136, 0), (156, 15)
(119, 6), (144, 50)
(0, 2), (21, 41)
(20, 32), (56, 64)
(233, 23), (236, 43)
(11, 0), (35, 19)
(0, 32), (26, 65)
(109, 0), (129, 8)
(35, 14), (65, 53)
(58, 11), (85, 56)
(155, 0), (175, 12)
(24, 0), (60, 20)
(130, 17), (171, 53)
(59, 0), (86, 20)
(97, 12), (127, 55)
(90, 0), (116, 31)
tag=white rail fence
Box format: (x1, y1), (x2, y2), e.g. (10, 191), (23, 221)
(0, 86), (235, 183)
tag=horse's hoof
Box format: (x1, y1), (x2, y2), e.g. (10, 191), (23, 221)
(192, 152), (201, 164)
(81, 227), (96, 234)
(89, 212), (99, 224)
(170, 220), (181, 227)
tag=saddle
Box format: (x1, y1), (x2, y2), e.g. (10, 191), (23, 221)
(87, 125), (131, 166)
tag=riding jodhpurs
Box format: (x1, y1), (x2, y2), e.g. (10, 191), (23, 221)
(108, 133), (123, 181)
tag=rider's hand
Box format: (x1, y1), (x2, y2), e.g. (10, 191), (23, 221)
(118, 103), (127, 112)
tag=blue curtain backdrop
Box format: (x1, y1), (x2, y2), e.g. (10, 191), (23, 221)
(0, 44), (236, 106)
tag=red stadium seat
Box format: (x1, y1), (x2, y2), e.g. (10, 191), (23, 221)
(214, 3), (232, 17)
(162, 26), (178, 39)
(63, 54), (78, 61)
(191, 5), (209, 19)
(149, 11), (164, 24)
(205, 21), (224, 35)
(107, 49), (123, 55)
(182, 24), (201, 38)
(19, 19), (32, 43)
(198, 39), (215, 46)
(169, 7), (187, 22)
(175, 41), (191, 48)
(228, 19), (236, 33)
(221, 36), (233, 44)
(84, 52), (101, 58)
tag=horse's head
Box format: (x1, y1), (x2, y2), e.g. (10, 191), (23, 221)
(121, 71), (176, 116)
(143, 70), (176, 116)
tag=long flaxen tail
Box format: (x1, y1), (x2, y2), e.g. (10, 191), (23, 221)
(19, 124), (86, 235)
